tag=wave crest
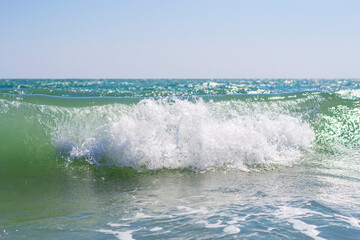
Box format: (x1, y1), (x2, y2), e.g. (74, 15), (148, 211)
(51, 98), (314, 170)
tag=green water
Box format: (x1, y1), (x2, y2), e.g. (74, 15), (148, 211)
(0, 79), (360, 239)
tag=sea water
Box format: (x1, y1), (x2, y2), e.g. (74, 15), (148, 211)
(0, 79), (359, 239)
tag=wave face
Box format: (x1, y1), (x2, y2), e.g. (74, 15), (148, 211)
(49, 98), (315, 170)
(0, 79), (359, 171)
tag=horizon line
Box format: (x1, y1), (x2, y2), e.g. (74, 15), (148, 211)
(1, 78), (360, 80)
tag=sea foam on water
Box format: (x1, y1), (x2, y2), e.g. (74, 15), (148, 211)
(50, 98), (315, 170)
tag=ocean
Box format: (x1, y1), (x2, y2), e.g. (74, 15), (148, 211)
(0, 79), (359, 239)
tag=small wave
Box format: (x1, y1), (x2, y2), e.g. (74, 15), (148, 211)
(3, 92), (360, 171)
(45, 98), (315, 170)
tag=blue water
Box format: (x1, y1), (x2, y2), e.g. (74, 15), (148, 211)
(0, 79), (360, 239)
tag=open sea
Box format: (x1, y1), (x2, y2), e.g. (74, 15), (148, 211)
(0, 79), (360, 239)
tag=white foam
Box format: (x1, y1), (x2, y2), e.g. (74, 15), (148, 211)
(0, 99), (21, 114)
(227, 215), (250, 224)
(134, 213), (152, 219)
(149, 227), (163, 232)
(274, 206), (326, 240)
(226, 220), (237, 224)
(335, 214), (360, 228)
(97, 229), (134, 240)
(287, 219), (325, 240)
(176, 206), (209, 215)
(108, 223), (130, 227)
(337, 89), (360, 98)
(202, 81), (223, 87)
(223, 225), (240, 234)
(47, 98), (314, 170)
(197, 220), (226, 228)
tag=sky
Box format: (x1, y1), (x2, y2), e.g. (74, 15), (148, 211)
(0, 0), (359, 78)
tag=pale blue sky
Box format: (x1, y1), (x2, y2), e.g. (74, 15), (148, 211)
(0, 0), (359, 78)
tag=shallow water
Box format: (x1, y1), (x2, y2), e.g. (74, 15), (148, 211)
(0, 79), (360, 239)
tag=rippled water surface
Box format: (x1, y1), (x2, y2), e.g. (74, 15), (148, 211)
(0, 79), (359, 239)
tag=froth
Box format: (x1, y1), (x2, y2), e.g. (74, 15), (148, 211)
(47, 98), (314, 170)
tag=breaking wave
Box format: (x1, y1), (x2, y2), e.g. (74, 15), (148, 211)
(1, 95), (322, 171)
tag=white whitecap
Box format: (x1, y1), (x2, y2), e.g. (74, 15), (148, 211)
(46, 98), (314, 170)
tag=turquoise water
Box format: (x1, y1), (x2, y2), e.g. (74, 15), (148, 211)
(0, 79), (360, 239)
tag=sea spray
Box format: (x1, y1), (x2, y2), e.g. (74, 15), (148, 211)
(36, 98), (315, 170)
